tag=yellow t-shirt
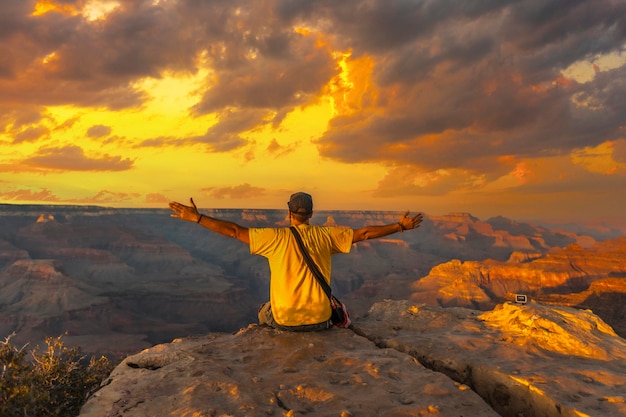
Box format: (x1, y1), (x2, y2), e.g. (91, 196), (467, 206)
(249, 224), (353, 326)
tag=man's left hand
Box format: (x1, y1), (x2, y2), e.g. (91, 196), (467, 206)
(169, 198), (201, 222)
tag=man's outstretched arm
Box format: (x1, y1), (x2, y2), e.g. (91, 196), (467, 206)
(352, 211), (423, 243)
(169, 198), (250, 245)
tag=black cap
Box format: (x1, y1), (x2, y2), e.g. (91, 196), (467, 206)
(288, 192), (313, 215)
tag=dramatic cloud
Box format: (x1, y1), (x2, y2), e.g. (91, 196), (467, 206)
(313, 0), (626, 173)
(3, 1), (624, 164)
(373, 166), (486, 197)
(191, 108), (266, 152)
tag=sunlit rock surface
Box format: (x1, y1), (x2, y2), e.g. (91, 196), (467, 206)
(410, 239), (626, 317)
(80, 301), (625, 417)
(355, 301), (626, 417)
(79, 325), (499, 417)
(540, 277), (626, 337)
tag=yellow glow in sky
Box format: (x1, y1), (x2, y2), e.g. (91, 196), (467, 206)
(82, 0), (120, 21)
(31, 0), (120, 20)
(31, 0), (79, 16)
(571, 142), (626, 175)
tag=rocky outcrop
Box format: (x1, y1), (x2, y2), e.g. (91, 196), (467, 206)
(0, 259), (108, 315)
(410, 239), (626, 335)
(81, 327), (498, 416)
(80, 301), (626, 417)
(355, 301), (626, 417)
(539, 277), (626, 337)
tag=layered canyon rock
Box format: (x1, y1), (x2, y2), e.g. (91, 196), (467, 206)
(79, 301), (626, 417)
(539, 277), (626, 337)
(410, 239), (626, 337)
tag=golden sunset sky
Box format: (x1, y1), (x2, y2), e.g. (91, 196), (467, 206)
(1, 0), (625, 224)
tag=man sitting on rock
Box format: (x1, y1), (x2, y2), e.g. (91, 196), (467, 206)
(169, 192), (423, 331)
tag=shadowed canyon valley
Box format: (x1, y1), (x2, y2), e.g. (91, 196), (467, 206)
(3, 205), (626, 416)
(1, 204), (625, 355)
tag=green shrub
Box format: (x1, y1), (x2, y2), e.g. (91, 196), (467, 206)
(1, 334), (114, 417)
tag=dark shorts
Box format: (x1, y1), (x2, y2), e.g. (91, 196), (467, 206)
(258, 302), (332, 332)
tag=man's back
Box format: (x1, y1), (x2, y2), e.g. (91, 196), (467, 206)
(249, 224), (353, 326)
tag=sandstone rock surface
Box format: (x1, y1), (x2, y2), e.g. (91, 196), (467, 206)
(80, 301), (626, 417)
(80, 325), (497, 417)
(355, 301), (626, 417)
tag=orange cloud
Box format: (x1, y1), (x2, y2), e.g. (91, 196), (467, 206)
(87, 124), (112, 138)
(13, 126), (49, 143)
(0, 188), (61, 202)
(373, 165), (485, 197)
(612, 139), (626, 164)
(266, 138), (297, 158)
(202, 183), (266, 199)
(145, 193), (170, 204)
(21, 145), (134, 172)
(31, 0), (79, 17)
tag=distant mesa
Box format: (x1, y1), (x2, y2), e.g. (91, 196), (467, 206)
(324, 215), (337, 226)
(432, 212), (479, 223)
(36, 213), (55, 223)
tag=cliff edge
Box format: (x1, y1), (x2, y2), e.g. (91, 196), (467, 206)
(80, 301), (626, 417)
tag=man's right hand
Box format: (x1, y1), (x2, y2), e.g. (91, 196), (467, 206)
(398, 211), (423, 231)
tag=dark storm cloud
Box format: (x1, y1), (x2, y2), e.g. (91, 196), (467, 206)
(309, 0), (626, 171)
(191, 35), (335, 114)
(276, 0), (520, 52)
(192, 108), (267, 151)
(0, 0), (338, 145)
(0, 0), (187, 107)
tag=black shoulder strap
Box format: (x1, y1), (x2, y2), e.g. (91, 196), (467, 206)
(289, 226), (332, 300)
